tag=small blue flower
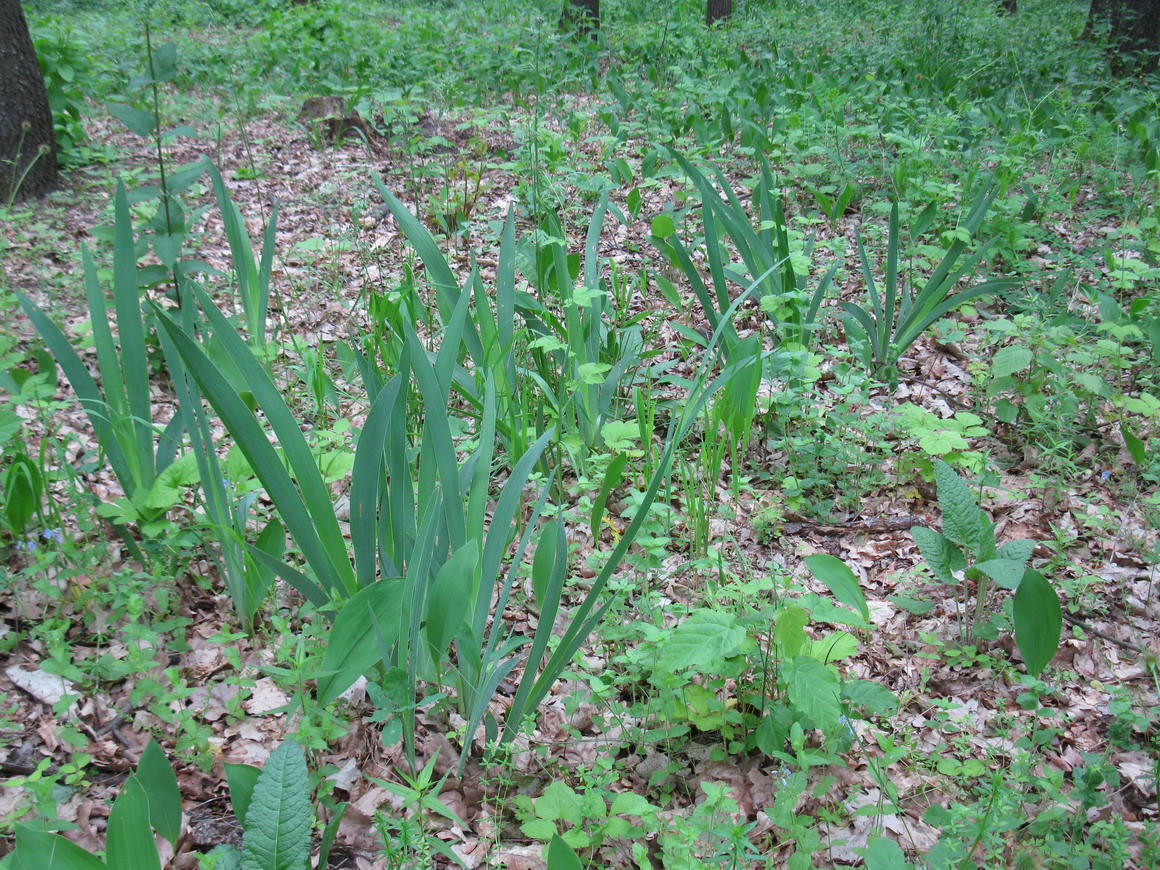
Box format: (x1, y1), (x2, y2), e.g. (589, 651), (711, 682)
(1100, 470), (1112, 481)
(41, 528), (64, 544)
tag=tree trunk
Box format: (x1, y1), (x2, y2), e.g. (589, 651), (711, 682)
(707, 0), (733, 26)
(1082, 0), (1117, 40)
(0, 0), (58, 203)
(562, 0), (599, 40)
(1082, 0), (1158, 73)
(1115, 0), (1159, 70)
(1000, 0), (1017, 13)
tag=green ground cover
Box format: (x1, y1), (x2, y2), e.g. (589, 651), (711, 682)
(0, 0), (1157, 867)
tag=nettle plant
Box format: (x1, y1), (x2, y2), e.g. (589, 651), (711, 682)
(911, 460), (1062, 676)
(640, 558), (897, 768)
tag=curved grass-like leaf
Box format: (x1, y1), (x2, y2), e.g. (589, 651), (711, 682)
(317, 580), (404, 705)
(153, 299), (353, 600)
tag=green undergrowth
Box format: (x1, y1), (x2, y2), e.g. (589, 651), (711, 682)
(2, 0), (1158, 868)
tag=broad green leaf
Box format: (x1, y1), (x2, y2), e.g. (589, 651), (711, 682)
(225, 763), (261, 827)
(795, 594), (870, 628)
(807, 631), (859, 662)
(1121, 422), (1147, 465)
(656, 609), (747, 674)
(773, 604), (809, 658)
(138, 740), (182, 845)
(650, 214), (675, 238)
(860, 835), (914, 870)
(240, 741), (312, 870)
(106, 775), (160, 870)
(804, 554), (869, 621)
(996, 538), (1036, 569)
(317, 581), (404, 705)
(599, 421), (640, 452)
(910, 526), (963, 585)
(975, 558), (1029, 591)
(590, 452), (628, 541)
(200, 844), (242, 870)
(841, 679), (899, 715)
(934, 460), (987, 554)
(609, 792), (657, 817)
(12, 824), (106, 870)
(537, 782), (585, 825)
(144, 452), (199, 511)
(425, 543), (478, 657)
(108, 103), (158, 138)
(918, 428), (967, 455)
(547, 835), (584, 870)
(784, 656), (841, 731)
(991, 346), (1032, 378)
(1013, 570), (1062, 677)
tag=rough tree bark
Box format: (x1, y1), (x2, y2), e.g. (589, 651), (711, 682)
(0, 0), (58, 203)
(562, 0), (600, 39)
(707, 0), (733, 26)
(1082, 0), (1159, 73)
(1000, 0), (1017, 14)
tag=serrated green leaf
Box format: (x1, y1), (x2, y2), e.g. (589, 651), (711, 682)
(650, 214), (675, 238)
(991, 346), (1032, 378)
(1013, 569), (1062, 678)
(12, 824), (106, 870)
(934, 460), (988, 554)
(521, 818), (557, 840)
(240, 741), (312, 870)
(918, 428), (968, 455)
(537, 782), (584, 825)
(804, 554), (870, 621)
(910, 525), (963, 585)
(656, 609), (747, 673)
(106, 775), (160, 870)
(996, 538), (1036, 568)
(138, 740), (182, 845)
(784, 656), (841, 731)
